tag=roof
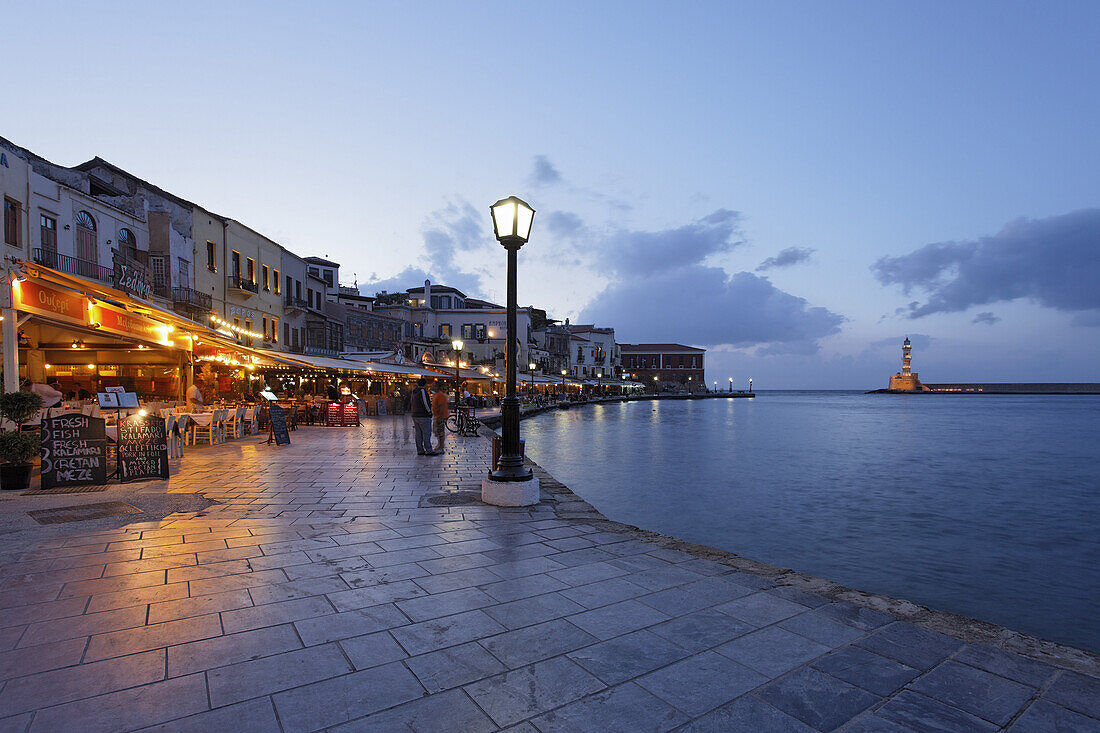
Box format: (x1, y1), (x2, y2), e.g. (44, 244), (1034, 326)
(305, 256), (341, 268)
(620, 343), (706, 353)
(463, 297), (503, 309)
(406, 285), (467, 297)
(569, 334), (590, 342)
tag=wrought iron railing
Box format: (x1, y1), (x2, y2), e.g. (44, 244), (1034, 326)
(172, 286), (212, 311)
(33, 248), (112, 282)
(228, 275), (258, 293)
(284, 294), (309, 310)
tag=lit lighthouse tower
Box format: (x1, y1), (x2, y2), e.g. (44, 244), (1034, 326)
(888, 336), (925, 391)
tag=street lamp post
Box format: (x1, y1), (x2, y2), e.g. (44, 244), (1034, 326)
(451, 338), (464, 407)
(528, 362), (536, 398)
(653, 374), (659, 394)
(487, 196), (535, 486)
(561, 369), (567, 396)
(749, 377), (753, 393)
(596, 371), (602, 398)
(729, 377), (733, 393)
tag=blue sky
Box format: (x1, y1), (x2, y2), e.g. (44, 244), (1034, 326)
(5, 1), (1099, 387)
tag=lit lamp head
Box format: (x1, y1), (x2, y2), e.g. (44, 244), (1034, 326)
(451, 338), (464, 352)
(490, 196), (535, 249)
(529, 362), (536, 371)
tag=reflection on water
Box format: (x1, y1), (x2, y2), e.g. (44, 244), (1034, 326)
(521, 392), (1100, 651)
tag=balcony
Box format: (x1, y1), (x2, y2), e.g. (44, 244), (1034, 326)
(284, 294), (309, 312)
(33, 248), (112, 283)
(171, 287), (213, 317)
(228, 275), (259, 296)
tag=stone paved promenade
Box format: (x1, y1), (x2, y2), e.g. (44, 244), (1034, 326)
(1, 418), (1098, 732)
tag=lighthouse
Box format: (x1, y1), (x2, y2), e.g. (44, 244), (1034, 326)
(888, 337), (925, 391)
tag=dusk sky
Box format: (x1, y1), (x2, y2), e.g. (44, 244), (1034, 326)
(5, 1), (1099, 388)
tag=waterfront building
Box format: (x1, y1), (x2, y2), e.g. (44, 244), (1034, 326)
(531, 323), (570, 375)
(887, 337), (927, 391)
(373, 280), (533, 368)
(564, 324), (620, 379)
(620, 343), (705, 388)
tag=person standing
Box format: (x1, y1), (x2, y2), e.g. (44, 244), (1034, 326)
(431, 380), (450, 454)
(409, 378), (434, 456)
(186, 377), (204, 409)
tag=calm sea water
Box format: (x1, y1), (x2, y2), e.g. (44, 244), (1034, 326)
(521, 391), (1100, 652)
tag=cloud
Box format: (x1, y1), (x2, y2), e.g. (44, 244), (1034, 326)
(579, 265), (844, 351)
(360, 201), (491, 298)
(972, 311), (1000, 325)
(756, 246), (815, 271)
(597, 209), (744, 278)
(545, 211), (584, 236)
(529, 155), (562, 186)
(872, 209), (1100, 318)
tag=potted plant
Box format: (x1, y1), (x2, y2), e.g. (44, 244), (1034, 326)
(0, 390), (44, 491)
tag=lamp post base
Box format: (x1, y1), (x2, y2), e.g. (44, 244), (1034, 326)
(482, 475), (540, 507)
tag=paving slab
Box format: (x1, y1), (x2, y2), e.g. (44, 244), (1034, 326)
(0, 419), (1095, 732)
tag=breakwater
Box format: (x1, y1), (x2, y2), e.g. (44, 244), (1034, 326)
(479, 391), (754, 429)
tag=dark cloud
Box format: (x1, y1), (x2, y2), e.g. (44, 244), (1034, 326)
(597, 209), (743, 277)
(545, 211), (584, 236)
(579, 265), (843, 351)
(529, 155), (562, 186)
(873, 209), (1100, 318)
(756, 246), (815, 271)
(972, 311), (1000, 325)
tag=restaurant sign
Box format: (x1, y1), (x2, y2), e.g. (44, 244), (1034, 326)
(112, 252), (150, 299)
(91, 302), (164, 343)
(12, 278), (88, 327)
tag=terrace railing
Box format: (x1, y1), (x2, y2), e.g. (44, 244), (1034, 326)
(33, 248), (113, 283)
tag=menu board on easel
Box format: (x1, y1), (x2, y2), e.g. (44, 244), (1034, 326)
(117, 415), (169, 483)
(40, 414), (108, 490)
(325, 402), (360, 426)
(268, 404), (290, 445)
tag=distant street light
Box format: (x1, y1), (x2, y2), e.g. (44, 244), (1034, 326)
(451, 338), (464, 406)
(749, 377), (753, 393)
(713, 380), (717, 393)
(729, 377), (733, 393)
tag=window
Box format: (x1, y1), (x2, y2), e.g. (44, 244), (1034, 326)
(40, 215), (57, 252)
(322, 270), (333, 288)
(307, 288), (314, 308)
(244, 320), (253, 346)
(295, 280), (302, 299)
(262, 317), (268, 339)
(117, 227), (136, 251)
(439, 324), (451, 339)
(283, 322), (290, 345)
(246, 258), (255, 283)
(270, 318), (278, 342)
(474, 324), (485, 339)
(308, 267), (319, 277)
(285, 275), (292, 297)
(3, 199), (19, 246)
(206, 241), (217, 272)
(74, 210), (97, 269)
(178, 258), (190, 287)
(231, 251), (241, 277)
(262, 265), (269, 291)
(461, 324), (473, 339)
(150, 256), (167, 292)
(273, 269), (280, 293)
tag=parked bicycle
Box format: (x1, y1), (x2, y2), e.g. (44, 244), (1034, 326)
(446, 406), (481, 436)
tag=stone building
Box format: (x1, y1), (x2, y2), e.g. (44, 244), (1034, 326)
(621, 343), (706, 389)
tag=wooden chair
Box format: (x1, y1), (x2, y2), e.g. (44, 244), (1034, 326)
(165, 415), (180, 458)
(193, 409), (224, 445)
(175, 414), (190, 452)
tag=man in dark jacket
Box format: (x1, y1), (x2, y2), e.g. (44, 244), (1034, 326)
(409, 378), (435, 455)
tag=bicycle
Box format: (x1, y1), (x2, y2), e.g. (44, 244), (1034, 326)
(446, 406), (481, 436)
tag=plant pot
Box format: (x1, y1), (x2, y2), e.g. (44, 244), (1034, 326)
(0, 462), (33, 491)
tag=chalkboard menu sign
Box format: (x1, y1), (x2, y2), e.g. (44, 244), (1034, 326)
(117, 415), (169, 483)
(376, 399), (388, 416)
(40, 414), (108, 490)
(326, 402), (361, 427)
(268, 404), (290, 445)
